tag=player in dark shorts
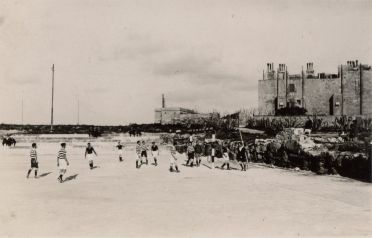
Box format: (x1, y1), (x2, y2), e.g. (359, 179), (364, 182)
(85, 142), (98, 169)
(150, 142), (159, 166)
(194, 141), (203, 166)
(237, 142), (247, 171)
(186, 142), (195, 167)
(57, 143), (69, 183)
(140, 140), (148, 165)
(27, 143), (39, 178)
(116, 141), (124, 162)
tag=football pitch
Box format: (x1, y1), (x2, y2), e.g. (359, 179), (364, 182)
(0, 136), (371, 237)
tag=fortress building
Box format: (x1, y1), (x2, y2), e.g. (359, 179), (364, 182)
(258, 60), (372, 116)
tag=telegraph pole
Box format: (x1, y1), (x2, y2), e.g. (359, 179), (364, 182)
(21, 95), (24, 125)
(77, 98), (80, 125)
(51, 64), (55, 132)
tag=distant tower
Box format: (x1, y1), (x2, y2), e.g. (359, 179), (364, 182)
(162, 94), (165, 108)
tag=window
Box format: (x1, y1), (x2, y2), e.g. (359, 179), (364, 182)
(297, 100), (301, 105)
(289, 84), (295, 92)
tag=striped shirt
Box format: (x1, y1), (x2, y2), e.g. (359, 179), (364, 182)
(30, 149), (37, 161)
(140, 144), (148, 152)
(57, 148), (67, 160)
(136, 144), (141, 155)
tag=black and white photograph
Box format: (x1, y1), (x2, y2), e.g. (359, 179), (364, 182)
(0, 0), (371, 237)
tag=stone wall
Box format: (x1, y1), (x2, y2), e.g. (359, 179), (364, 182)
(361, 69), (372, 116)
(258, 79), (276, 115)
(304, 77), (341, 115)
(342, 66), (361, 115)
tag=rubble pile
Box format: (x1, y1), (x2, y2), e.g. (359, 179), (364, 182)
(254, 128), (370, 181)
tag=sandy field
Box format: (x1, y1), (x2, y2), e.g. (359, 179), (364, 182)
(0, 134), (371, 237)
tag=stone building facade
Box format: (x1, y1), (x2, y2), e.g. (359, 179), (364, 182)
(258, 60), (372, 117)
(154, 107), (212, 125)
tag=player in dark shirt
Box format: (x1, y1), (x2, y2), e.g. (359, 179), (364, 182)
(236, 142), (247, 171)
(151, 142), (159, 166)
(85, 142), (97, 169)
(116, 141), (124, 162)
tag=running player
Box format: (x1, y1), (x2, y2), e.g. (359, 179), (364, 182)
(169, 145), (180, 173)
(140, 140), (148, 165)
(135, 141), (141, 168)
(57, 143), (69, 183)
(27, 143), (38, 178)
(116, 141), (124, 162)
(150, 142), (159, 166)
(85, 142), (98, 169)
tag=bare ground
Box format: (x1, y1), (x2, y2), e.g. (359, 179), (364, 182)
(0, 138), (371, 237)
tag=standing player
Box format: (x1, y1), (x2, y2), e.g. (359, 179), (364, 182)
(140, 140), (148, 165)
(85, 142), (98, 169)
(135, 141), (141, 168)
(194, 141), (203, 166)
(150, 142), (159, 166)
(237, 142), (247, 171)
(169, 145), (180, 173)
(210, 142), (216, 169)
(57, 143), (69, 183)
(27, 143), (39, 178)
(186, 142), (195, 167)
(220, 143), (230, 170)
(116, 141), (124, 162)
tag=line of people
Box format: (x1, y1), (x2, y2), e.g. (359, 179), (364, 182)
(26, 139), (249, 183)
(182, 140), (249, 171)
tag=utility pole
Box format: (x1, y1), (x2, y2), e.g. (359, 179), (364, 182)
(51, 64), (55, 132)
(21, 93), (24, 125)
(77, 98), (80, 125)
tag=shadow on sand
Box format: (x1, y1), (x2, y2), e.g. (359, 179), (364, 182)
(63, 174), (78, 182)
(38, 172), (52, 178)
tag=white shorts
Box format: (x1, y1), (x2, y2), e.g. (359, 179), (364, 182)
(118, 149), (123, 156)
(58, 159), (68, 170)
(223, 152), (229, 162)
(169, 155), (176, 164)
(87, 153), (94, 162)
(152, 151), (159, 157)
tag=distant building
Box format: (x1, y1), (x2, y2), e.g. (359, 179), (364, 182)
(154, 94), (213, 124)
(258, 60), (372, 116)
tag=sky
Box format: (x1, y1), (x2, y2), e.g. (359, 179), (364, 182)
(0, 0), (371, 125)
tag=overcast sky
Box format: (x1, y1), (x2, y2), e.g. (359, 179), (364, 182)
(0, 0), (371, 125)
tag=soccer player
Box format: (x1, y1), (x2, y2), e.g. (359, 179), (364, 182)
(27, 143), (39, 178)
(116, 141), (124, 162)
(210, 142), (216, 169)
(57, 143), (69, 183)
(186, 142), (195, 167)
(150, 142), (159, 166)
(85, 142), (98, 169)
(220, 143), (230, 170)
(140, 140), (148, 165)
(169, 145), (180, 173)
(194, 141), (203, 166)
(237, 142), (247, 171)
(135, 141), (141, 168)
